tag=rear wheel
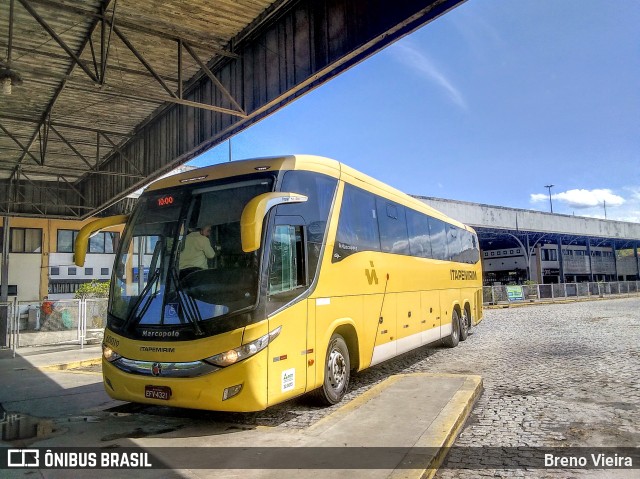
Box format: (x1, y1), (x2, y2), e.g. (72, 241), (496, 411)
(443, 310), (460, 348)
(312, 334), (351, 406)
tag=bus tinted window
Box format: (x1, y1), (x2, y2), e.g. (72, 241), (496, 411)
(406, 209), (432, 258)
(278, 171), (338, 278)
(334, 184), (380, 261)
(428, 217), (448, 261)
(459, 230), (480, 264)
(377, 198), (410, 255)
(446, 224), (464, 262)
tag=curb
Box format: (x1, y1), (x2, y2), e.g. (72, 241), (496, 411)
(387, 373), (483, 479)
(306, 374), (404, 434)
(308, 372), (483, 479)
(39, 357), (102, 371)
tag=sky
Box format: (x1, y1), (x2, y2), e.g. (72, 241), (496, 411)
(188, 0), (640, 223)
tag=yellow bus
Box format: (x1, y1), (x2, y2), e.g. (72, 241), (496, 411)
(75, 155), (483, 412)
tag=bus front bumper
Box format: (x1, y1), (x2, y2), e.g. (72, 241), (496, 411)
(101, 353), (268, 412)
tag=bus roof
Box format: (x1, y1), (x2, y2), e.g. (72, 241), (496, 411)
(146, 155), (472, 233)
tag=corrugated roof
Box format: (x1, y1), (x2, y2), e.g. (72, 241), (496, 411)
(0, 0), (277, 182)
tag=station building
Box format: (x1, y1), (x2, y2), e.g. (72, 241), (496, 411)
(0, 216), (122, 302)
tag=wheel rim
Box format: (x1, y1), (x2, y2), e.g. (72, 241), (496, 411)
(452, 313), (459, 341)
(462, 310), (470, 335)
(327, 347), (347, 391)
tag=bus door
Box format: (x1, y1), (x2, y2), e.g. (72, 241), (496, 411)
(266, 218), (308, 404)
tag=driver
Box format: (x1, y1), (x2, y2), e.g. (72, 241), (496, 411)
(179, 225), (216, 278)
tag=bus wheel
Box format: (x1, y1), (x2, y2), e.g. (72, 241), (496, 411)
(314, 334), (351, 406)
(443, 310), (460, 348)
(460, 307), (471, 342)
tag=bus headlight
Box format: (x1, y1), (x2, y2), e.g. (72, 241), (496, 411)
(205, 326), (281, 367)
(102, 343), (122, 363)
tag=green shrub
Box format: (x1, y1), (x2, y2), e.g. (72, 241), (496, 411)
(75, 280), (110, 299)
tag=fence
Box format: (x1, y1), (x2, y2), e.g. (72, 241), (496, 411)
(483, 281), (640, 305)
(4, 282), (639, 348)
(4, 298), (108, 351)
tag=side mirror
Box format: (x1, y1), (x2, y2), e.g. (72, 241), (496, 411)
(74, 215), (128, 266)
(240, 192), (307, 252)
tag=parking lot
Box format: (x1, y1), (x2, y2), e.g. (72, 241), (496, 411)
(433, 297), (640, 478)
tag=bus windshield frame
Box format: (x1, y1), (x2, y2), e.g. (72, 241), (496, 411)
(107, 172), (277, 339)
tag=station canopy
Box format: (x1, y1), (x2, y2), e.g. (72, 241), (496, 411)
(0, 0), (465, 218)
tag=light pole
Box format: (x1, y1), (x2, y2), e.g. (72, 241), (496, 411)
(544, 184), (554, 213)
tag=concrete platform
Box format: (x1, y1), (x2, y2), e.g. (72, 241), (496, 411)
(0, 346), (482, 479)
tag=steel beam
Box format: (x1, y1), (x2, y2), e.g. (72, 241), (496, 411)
(183, 41), (246, 115)
(0, 122), (41, 167)
(0, 43), (181, 83)
(110, 23), (178, 98)
(0, 200), (92, 210)
(0, 163), (144, 178)
(49, 125), (96, 170)
(99, 133), (144, 176)
(20, 171), (81, 215)
(10, 0), (114, 179)
(0, 114), (132, 137)
(105, 23), (247, 116)
(27, 0), (237, 58)
(17, 0), (99, 83)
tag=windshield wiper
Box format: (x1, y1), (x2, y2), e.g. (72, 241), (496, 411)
(125, 267), (161, 330)
(171, 268), (205, 336)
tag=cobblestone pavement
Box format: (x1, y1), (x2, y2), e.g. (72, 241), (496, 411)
(432, 297), (640, 479)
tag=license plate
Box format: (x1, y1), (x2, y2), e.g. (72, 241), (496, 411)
(144, 385), (172, 400)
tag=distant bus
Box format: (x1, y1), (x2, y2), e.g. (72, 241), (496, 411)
(76, 155), (483, 411)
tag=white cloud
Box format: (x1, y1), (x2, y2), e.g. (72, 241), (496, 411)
(529, 187), (640, 222)
(626, 186), (640, 202)
(390, 42), (466, 109)
(531, 188), (625, 209)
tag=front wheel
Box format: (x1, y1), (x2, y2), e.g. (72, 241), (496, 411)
(312, 334), (351, 406)
(443, 310), (460, 348)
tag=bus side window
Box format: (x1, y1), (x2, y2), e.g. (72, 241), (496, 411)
(268, 225), (306, 296)
(376, 199), (410, 255)
(428, 217), (448, 261)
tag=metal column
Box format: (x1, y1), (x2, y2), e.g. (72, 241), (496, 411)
(1, 216), (10, 347)
(586, 239), (594, 282)
(557, 237), (565, 283)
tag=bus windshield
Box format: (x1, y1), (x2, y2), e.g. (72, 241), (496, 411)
(109, 175), (275, 332)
